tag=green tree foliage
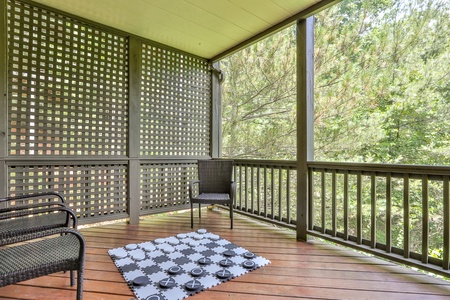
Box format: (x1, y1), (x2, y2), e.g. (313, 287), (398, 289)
(222, 0), (450, 165)
(315, 0), (450, 164)
(221, 28), (297, 159)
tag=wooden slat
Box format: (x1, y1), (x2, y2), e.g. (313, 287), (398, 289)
(422, 174), (429, 264)
(370, 173), (376, 248)
(271, 167), (274, 219)
(404, 173), (410, 258)
(286, 168), (291, 224)
(331, 170), (336, 237)
(356, 172), (362, 244)
(386, 172), (392, 253)
(256, 166), (261, 215)
(444, 175), (450, 270)
(251, 166), (254, 213)
(321, 170), (325, 233)
(343, 170), (349, 240)
(2, 209), (450, 299)
(278, 168), (282, 221)
(263, 166), (267, 217)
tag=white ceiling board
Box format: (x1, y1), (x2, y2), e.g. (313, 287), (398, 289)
(31, 0), (331, 59)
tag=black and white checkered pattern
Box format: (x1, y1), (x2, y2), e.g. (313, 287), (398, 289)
(109, 230), (270, 300)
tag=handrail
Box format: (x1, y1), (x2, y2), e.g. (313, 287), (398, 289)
(308, 161), (450, 176)
(308, 161), (450, 277)
(233, 159), (297, 227)
(232, 159), (450, 277)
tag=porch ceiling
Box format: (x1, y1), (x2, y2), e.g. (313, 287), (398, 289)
(31, 0), (329, 60)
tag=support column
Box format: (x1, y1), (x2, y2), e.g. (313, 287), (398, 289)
(210, 62), (222, 159)
(296, 17), (315, 241)
(0, 0), (8, 199)
(127, 36), (142, 224)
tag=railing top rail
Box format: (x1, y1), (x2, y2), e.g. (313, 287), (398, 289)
(232, 159), (450, 175)
(232, 159), (297, 168)
(308, 161), (450, 176)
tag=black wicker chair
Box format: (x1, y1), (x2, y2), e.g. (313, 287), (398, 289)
(0, 193), (85, 299)
(0, 227), (86, 300)
(189, 160), (236, 229)
(0, 192), (74, 246)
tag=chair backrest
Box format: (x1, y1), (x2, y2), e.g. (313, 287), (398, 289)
(197, 160), (233, 194)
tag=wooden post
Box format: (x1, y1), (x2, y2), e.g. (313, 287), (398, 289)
(127, 36), (142, 224)
(0, 0), (8, 199)
(296, 17), (315, 241)
(211, 62), (222, 158)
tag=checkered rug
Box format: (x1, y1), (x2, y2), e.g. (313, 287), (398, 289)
(108, 229), (270, 300)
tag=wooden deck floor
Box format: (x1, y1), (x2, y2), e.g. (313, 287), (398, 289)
(2, 208), (450, 299)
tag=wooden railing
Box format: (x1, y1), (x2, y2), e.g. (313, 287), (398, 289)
(233, 159), (450, 277)
(233, 160), (297, 228)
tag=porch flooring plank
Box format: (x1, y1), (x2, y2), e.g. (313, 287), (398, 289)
(1, 208), (450, 299)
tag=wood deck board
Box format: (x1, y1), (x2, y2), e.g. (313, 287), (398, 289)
(1, 208), (450, 300)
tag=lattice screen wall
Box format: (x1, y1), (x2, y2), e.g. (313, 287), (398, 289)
(140, 162), (197, 214)
(7, 0), (129, 157)
(3, 0), (213, 223)
(140, 43), (211, 157)
(8, 164), (128, 221)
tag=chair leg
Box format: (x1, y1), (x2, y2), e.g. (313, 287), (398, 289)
(230, 204), (233, 229)
(190, 202), (194, 228)
(70, 270), (74, 286)
(76, 269), (84, 300)
(198, 203), (201, 218)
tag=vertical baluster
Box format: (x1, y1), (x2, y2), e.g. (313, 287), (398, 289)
(239, 165), (243, 209)
(244, 165), (248, 211)
(257, 165), (261, 216)
(444, 175), (449, 270)
(321, 170), (326, 234)
(287, 168), (291, 224)
(308, 168), (314, 231)
(386, 173), (392, 253)
(271, 167), (275, 219)
(264, 166), (268, 218)
(343, 171), (348, 240)
(357, 172), (362, 244)
(371, 173), (376, 248)
(404, 174), (410, 259)
(251, 165), (254, 214)
(331, 170), (336, 237)
(233, 165), (237, 209)
(422, 174), (429, 264)
(279, 167), (283, 222)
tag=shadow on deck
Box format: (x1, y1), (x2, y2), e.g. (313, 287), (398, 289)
(1, 208), (450, 299)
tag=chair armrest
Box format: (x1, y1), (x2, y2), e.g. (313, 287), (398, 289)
(189, 180), (200, 199)
(0, 206), (78, 246)
(2, 227), (86, 255)
(0, 206), (77, 228)
(0, 202), (66, 214)
(0, 192), (66, 213)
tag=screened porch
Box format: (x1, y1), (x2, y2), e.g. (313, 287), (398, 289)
(2, 0), (450, 299)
